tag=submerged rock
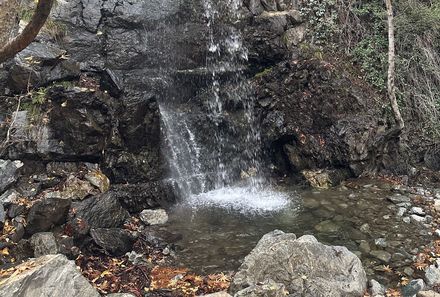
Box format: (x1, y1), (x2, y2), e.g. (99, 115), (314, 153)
(0, 254), (99, 297)
(314, 220), (340, 233)
(370, 250), (392, 263)
(231, 230), (367, 296)
(140, 209), (169, 225)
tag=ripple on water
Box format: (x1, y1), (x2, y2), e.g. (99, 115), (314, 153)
(185, 186), (292, 214)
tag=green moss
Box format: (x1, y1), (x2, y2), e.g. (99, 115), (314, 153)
(254, 67), (273, 78)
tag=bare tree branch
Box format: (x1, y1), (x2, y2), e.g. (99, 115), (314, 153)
(385, 0), (405, 131)
(0, 0), (55, 64)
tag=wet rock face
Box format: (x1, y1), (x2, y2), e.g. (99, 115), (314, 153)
(231, 230), (367, 297)
(254, 59), (382, 177)
(0, 254), (100, 297)
(111, 182), (176, 213)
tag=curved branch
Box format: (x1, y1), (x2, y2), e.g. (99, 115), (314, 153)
(0, 0), (55, 64)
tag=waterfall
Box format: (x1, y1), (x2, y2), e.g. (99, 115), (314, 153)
(160, 0), (289, 212)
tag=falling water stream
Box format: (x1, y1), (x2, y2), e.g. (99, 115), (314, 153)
(160, 0), (289, 211)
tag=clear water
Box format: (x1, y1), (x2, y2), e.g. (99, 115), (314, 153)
(165, 180), (431, 285)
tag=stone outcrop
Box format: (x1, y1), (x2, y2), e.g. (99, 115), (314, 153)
(254, 58), (382, 178)
(231, 230), (367, 297)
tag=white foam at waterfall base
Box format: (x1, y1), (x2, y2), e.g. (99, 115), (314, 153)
(186, 186), (291, 214)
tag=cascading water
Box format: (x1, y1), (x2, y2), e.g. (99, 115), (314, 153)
(161, 0), (289, 213)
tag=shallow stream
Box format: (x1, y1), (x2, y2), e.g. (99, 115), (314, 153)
(166, 179), (432, 285)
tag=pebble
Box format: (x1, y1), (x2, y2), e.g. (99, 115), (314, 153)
(434, 229), (440, 237)
(404, 267), (414, 276)
(397, 207), (406, 217)
(403, 217), (411, 224)
(360, 223), (370, 233)
(411, 207), (425, 216)
(375, 238), (387, 248)
(410, 214), (426, 224)
(388, 194), (411, 204)
(359, 240), (371, 254)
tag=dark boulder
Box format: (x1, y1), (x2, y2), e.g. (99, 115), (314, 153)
(26, 198), (71, 235)
(0, 159), (23, 193)
(111, 182), (176, 213)
(0, 203), (5, 229)
(90, 228), (135, 256)
(68, 192), (129, 236)
(30, 232), (59, 257)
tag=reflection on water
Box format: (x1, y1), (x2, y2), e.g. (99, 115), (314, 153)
(167, 180), (432, 285)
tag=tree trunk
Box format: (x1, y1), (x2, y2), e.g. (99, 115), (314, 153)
(0, 0), (20, 46)
(385, 0), (405, 131)
(0, 0), (55, 64)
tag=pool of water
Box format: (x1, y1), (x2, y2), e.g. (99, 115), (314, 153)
(166, 179), (431, 285)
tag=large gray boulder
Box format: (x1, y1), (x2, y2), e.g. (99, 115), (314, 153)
(0, 254), (100, 297)
(231, 230), (367, 297)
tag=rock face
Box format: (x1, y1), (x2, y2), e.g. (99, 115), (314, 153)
(0, 254), (100, 297)
(254, 59), (382, 178)
(231, 230), (367, 297)
(112, 182), (176, 213)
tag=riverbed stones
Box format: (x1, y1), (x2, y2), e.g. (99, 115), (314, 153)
(140, 209), (169, 225)
(314, 220), (340, 233)
(388, 194), (411, 204)
(231, 230), (367, 296)
(26, 198), (71, 235)
(370, 250), (392, 263)
(90, 228), (135, 256)
(411, 207), (425, 216)
(30, 232), (59, 257)
(0, 254), (100, 297)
